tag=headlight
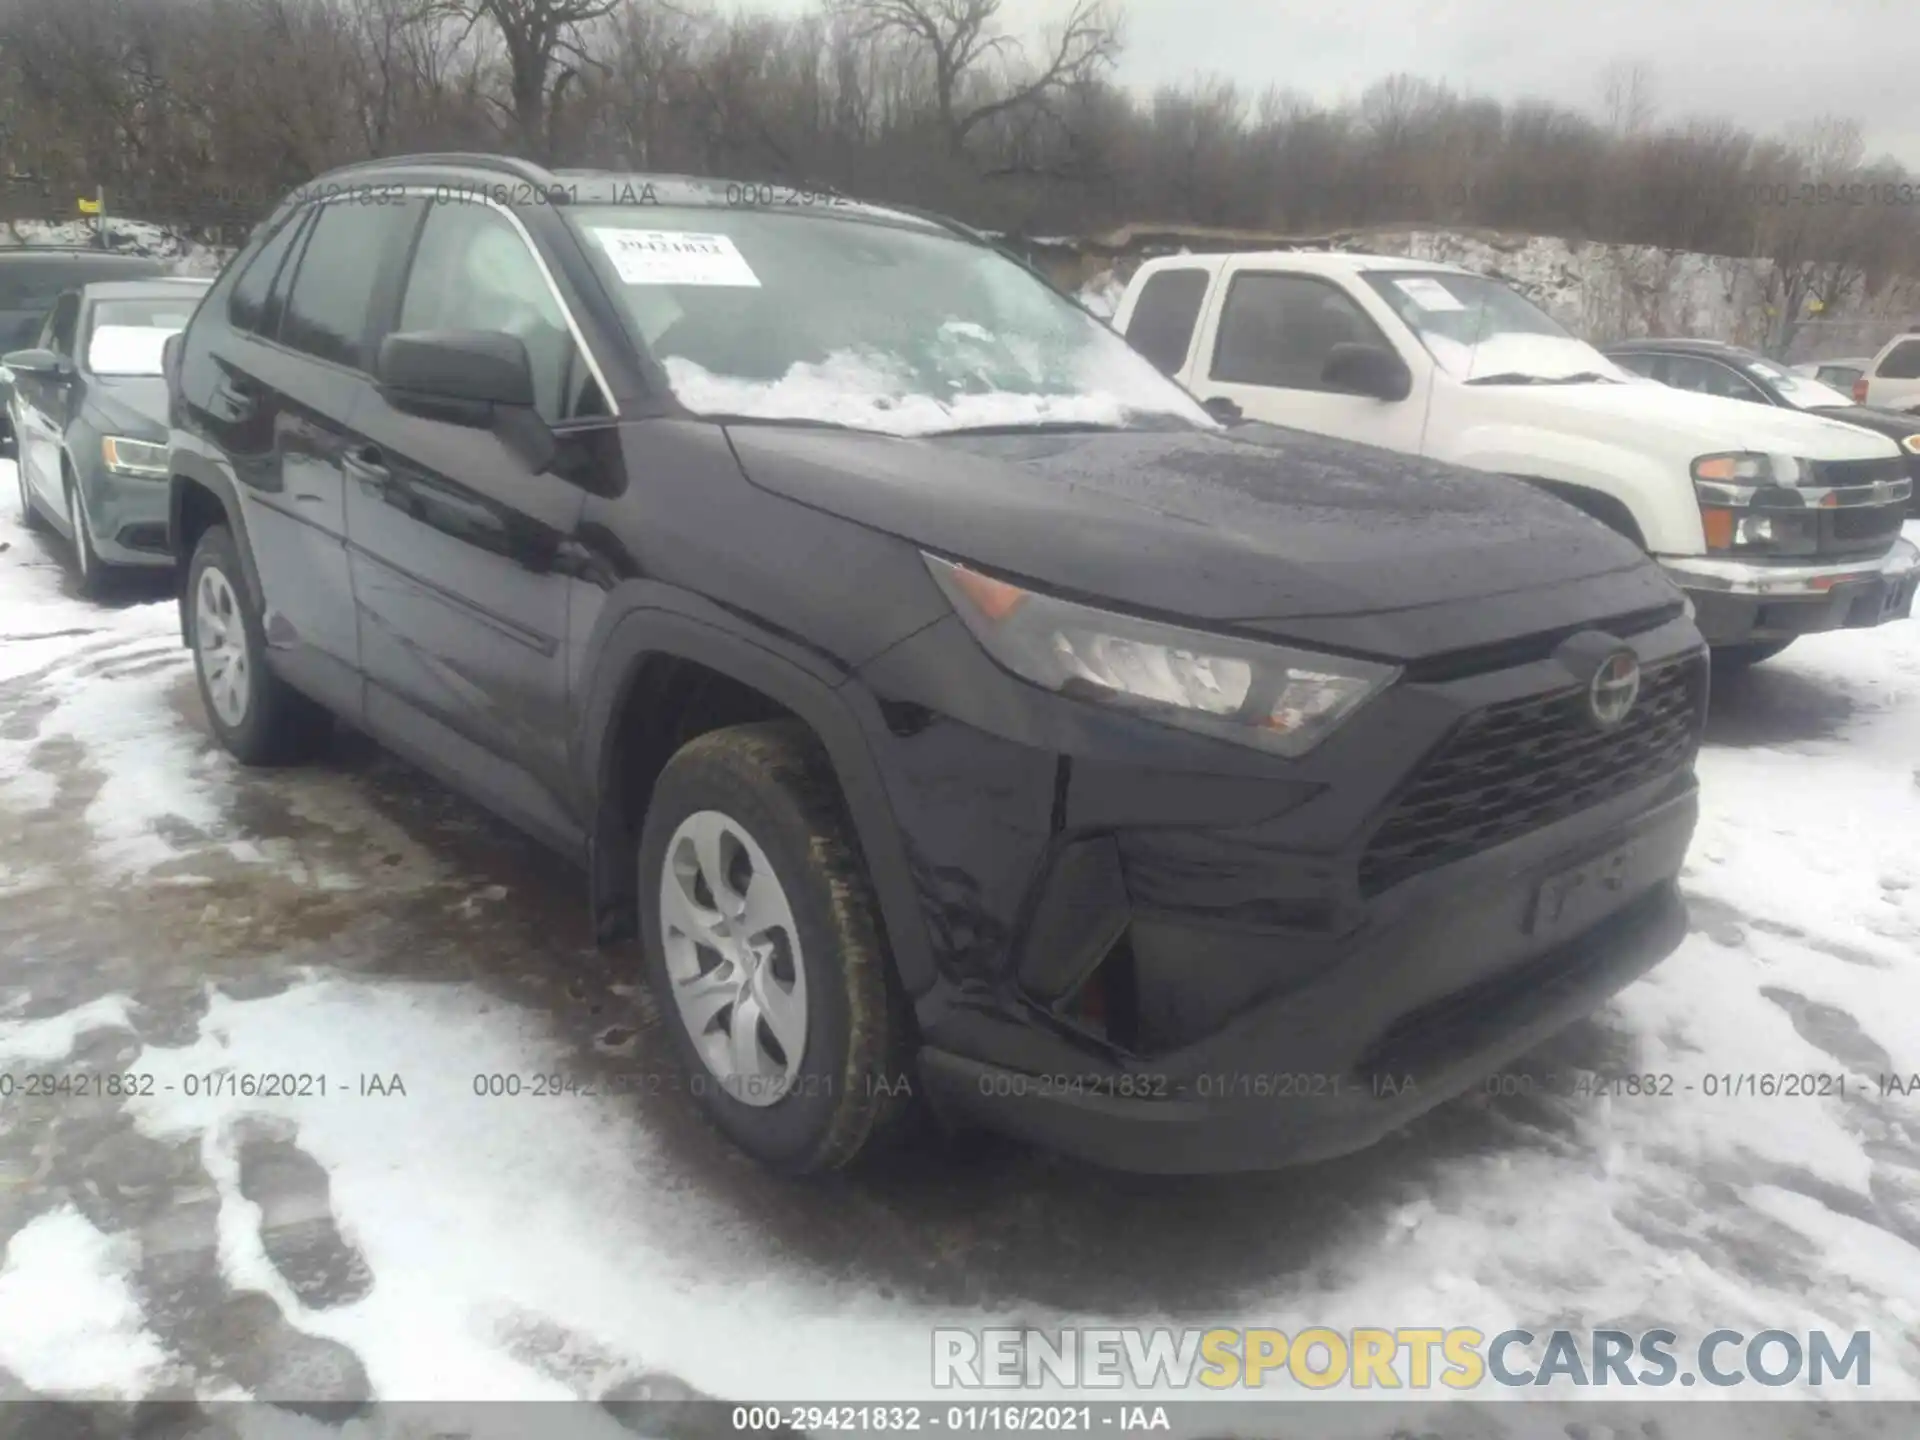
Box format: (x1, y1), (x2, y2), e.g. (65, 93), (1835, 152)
(1691, 451), (1803, 552)
(1901, 434), (1920, 455)
(101, 436), (169, 477)
(925, 554), (1399, 757)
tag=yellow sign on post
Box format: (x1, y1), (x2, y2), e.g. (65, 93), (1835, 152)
(77, 196), (100, 215)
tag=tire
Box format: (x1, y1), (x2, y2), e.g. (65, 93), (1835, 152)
(637, 720), (917, 1173)
(64, 473), (111, 599)
(186, 524), (332, 765)
(1712, 638), (1795, 670)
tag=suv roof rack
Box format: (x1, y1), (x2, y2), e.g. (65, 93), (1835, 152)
(314, 152), (558, 186)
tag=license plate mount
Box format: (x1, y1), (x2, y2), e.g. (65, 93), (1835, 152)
(1527, 838), (1647, 942)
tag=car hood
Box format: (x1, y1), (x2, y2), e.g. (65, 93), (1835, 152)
(1806, 404), (1920, 440)
(1487, 381), (1902, 459)
(726, 422), (1678, 661)
(87, 376), (168, 437)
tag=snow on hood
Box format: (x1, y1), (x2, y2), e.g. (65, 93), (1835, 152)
(662, 349), (1212, 437)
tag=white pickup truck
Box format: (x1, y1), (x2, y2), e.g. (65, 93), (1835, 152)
(1112, 251), (1920, 664)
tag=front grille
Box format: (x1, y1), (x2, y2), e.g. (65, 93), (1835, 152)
(1829, 504), (1906, 548)
(1812, 456), (1910, 489)
(1359, 652), (1707, 894)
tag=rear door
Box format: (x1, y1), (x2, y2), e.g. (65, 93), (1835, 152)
(343, 195), (609, 850)
(1117, 266), (1211, 379)
(192, 197), (422, 717)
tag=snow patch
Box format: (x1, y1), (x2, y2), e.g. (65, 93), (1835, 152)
(0, 1207), (168, 1397)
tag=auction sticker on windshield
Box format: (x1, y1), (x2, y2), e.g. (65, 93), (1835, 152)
(1393, 277), (1467, 311)
(589, 229), (762, 287)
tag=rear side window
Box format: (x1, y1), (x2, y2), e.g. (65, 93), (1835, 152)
(1611, 352), (1663, 379)
(1661, 353), (1767, 403)
(278, 201), (417, 370)
(1123, 268), (1209, 376)
(1877, 339), (1920, 380)
(1210, 273), (1379, 390)
(228, 213), (307, 336)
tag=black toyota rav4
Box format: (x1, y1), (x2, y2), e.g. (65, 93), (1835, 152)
(167, 154), (1708, 1175)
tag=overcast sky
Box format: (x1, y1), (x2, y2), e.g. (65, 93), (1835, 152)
(751, 0), (1920, 168)
(1109, 0), (1920, 166)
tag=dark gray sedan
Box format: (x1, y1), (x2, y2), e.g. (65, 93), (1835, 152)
(7, 277), (210, 595)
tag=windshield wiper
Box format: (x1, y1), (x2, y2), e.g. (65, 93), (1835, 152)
(925, 419), (1172, 438)
(1464, 370), (1619, 386)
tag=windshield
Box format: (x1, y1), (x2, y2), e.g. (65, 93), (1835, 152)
(1361, 270), (1627, 384)
(1742, 354), (1855, 408)
(564, 206), (1212, 436)
(85, 296), (198, 376)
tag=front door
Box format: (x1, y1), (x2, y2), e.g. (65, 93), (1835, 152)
(345, 196), (610, 850)
(1185, 269), (1432, 453)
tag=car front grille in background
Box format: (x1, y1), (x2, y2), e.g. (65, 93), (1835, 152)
(1829, 504), (1907, 549)
(1359, 651), (1708, 895)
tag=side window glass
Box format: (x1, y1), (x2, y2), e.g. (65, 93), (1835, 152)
(397, 198), (604, 423)
(1123, 269), (1209, 376)
(40, 293), (81, 357)
(1877, 340), (1920, 380)
(1663, 355), (1765, 403)
(228, 211), (307, 336)
(1611, 352), (1662, 380)
(279, 201), (416, 370)
(1210, 273), (1379, 391)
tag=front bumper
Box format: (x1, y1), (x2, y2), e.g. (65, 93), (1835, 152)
(861, 604), (1708, 1174)
(80, 466), (173, 568)
(1663, 538), (1919, 645)
(919, 784), (1695, 1173)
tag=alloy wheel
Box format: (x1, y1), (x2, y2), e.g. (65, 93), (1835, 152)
(657, 809), (808, 1107)
(194, 565), (251, 728)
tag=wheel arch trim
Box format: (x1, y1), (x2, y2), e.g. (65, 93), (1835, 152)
(166, 449), (264, 645)
(578, 600), (936, 998)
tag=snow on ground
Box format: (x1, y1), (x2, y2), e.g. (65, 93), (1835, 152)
(0, 466), (1917, 1424)
(0, 1206), (168, 1396)
(0, 217), (229, 275)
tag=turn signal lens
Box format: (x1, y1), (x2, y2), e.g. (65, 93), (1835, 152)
(1700, 507), (1736, 550)
(944, 564), (1030, 622)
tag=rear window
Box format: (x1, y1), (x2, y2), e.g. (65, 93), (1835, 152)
(0, 255), (169, 347)
(1123, 268), (1209, 376)
(1875, 339), (1920, 380)
(0, 255), (167, 310)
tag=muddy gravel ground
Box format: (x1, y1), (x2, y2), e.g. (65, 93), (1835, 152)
(0, 489), (1917, 1440)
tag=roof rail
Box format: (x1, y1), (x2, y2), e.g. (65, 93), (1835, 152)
(311, 152), (558, 186)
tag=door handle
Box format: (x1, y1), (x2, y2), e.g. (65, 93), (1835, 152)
(343, 445), (391, 491)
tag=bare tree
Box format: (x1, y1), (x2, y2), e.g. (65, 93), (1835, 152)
(1599, 59), (1656, 136)
(829, 0), (1120, 160)
(430, 0), (620, 158)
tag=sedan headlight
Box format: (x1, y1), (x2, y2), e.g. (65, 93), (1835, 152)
(101, 436), (169, 478)
(925, 554), (1399, 757)
(1901, 434), (1920, 455)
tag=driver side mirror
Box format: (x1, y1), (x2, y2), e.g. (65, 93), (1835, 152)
(3, 347), (70, 381)
(375, 328), (554, 472)
(1321, 343), (1412, 402)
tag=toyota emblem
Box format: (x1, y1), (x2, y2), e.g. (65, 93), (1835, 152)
(1588, 650), (1641, 729)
